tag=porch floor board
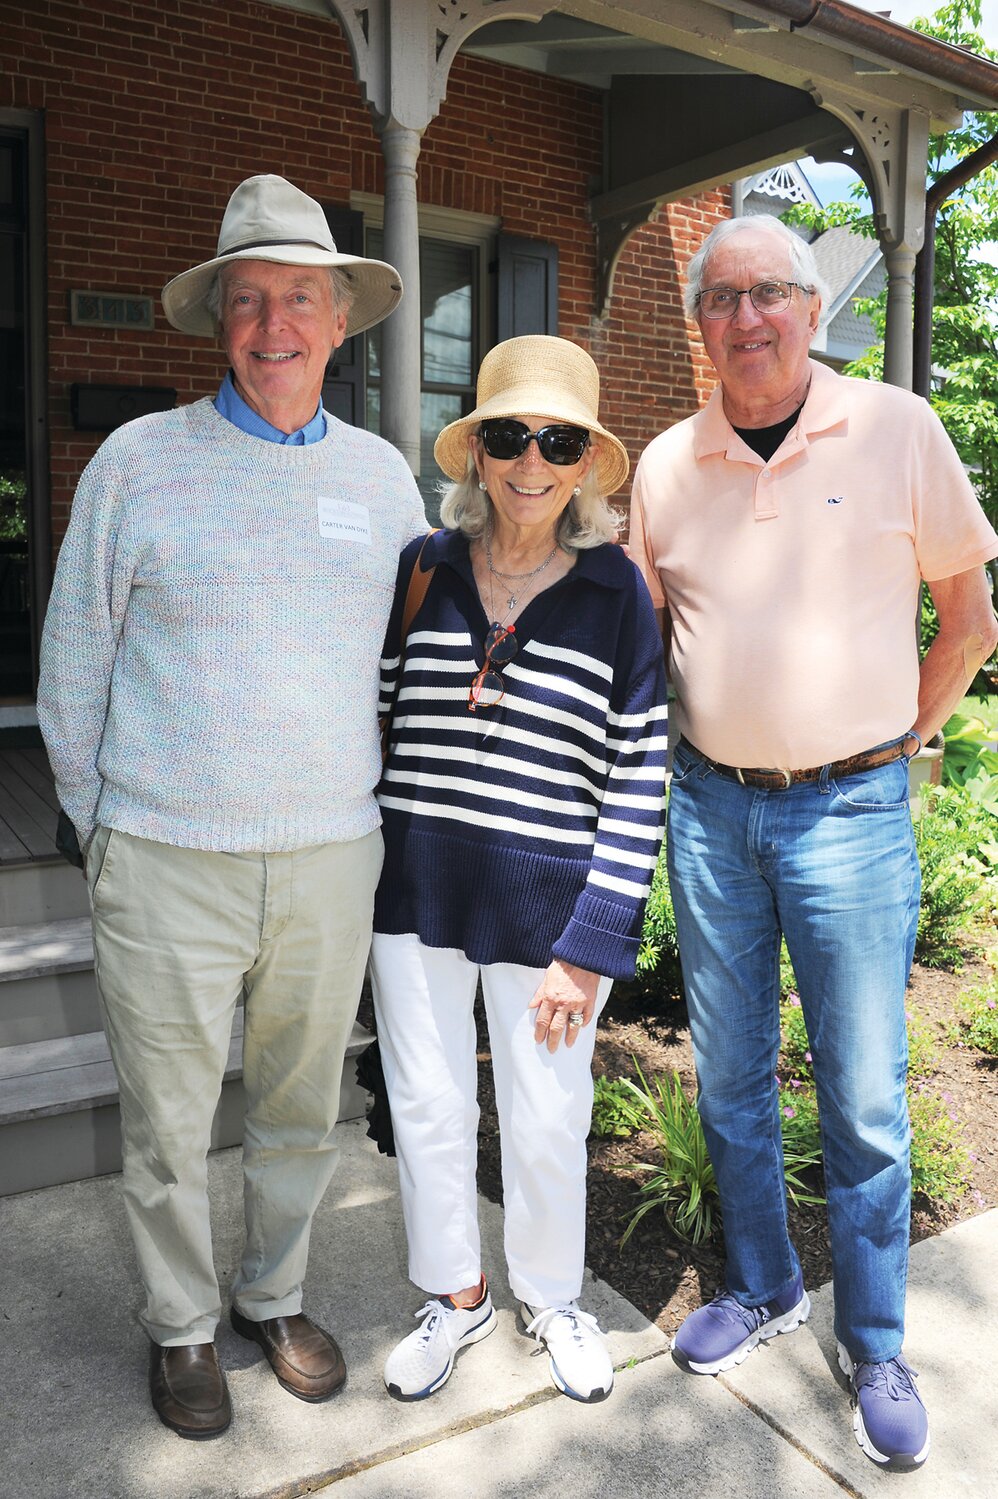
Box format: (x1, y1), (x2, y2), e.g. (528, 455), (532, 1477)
(0, 747), (61, 867)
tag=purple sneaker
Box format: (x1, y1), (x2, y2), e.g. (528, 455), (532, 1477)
(672, 1271), (810, 1374)
(837, 1342), (930, 1470)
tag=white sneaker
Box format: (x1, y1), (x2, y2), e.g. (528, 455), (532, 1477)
(384, 1291), (497, 1401)
(520, 1301), (614, 1402)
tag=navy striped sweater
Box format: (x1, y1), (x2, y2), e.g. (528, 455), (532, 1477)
(374, 529), (668, 979)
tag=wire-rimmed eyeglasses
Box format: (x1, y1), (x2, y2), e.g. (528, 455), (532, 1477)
(468, 622), (518, 712)
(696, 280), (812, 319)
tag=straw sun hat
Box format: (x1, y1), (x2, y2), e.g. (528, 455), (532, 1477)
(433, 336), (630, 495)
(161, 174), (403, 340)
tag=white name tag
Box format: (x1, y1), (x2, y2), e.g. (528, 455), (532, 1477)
(317, 496), (372, 545)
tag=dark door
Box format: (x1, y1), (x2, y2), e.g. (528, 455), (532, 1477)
(0, 131), (31, 698)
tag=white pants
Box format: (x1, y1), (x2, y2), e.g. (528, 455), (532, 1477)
(369, 932), (611, 1308)
(88, 826), (383, 1345)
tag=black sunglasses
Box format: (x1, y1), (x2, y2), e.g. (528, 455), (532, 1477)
(479, 419), (590, 466)
(468, 622), (518, 712)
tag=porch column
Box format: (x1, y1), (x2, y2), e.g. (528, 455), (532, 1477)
(882, 244), (917, 390)
(331, 0), (553, 473)
(812, 98), (929, 391)
(379, 122), (422, 471)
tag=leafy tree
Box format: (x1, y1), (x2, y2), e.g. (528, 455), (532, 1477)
(784, 1), (998, 594)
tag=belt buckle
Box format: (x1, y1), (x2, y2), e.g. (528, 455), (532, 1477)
(736, 765), (792, 789)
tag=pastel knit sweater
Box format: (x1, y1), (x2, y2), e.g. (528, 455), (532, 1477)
(38, 398), (426, 851)
(375, 530), (669, 979)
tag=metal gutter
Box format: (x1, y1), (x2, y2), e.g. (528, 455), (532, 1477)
(747, 0), (998, 103)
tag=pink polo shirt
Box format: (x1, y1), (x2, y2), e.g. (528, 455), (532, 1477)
(630, 361), (998, 770)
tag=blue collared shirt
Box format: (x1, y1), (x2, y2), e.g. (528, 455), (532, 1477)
(214, 370), (326, 445)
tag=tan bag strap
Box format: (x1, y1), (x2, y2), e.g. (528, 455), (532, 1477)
(380, 530), (439, 763)
(399, 529), (439, 645)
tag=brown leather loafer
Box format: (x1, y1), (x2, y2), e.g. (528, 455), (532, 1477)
(149, 1340), (232, 1438)
(230, 1307), (346, 1401)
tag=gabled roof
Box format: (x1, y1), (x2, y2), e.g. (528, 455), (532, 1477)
(811, 222), (883, 319)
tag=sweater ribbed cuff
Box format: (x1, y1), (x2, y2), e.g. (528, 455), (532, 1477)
(552, 891), (643, 981)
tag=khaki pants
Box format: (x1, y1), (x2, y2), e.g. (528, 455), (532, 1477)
(88, 826), (383, 1345)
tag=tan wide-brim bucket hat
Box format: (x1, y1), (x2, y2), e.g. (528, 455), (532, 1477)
(161, 174), (403, 339)
(433, 335), (630, 495)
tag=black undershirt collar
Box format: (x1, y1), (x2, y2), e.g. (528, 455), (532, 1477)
(733, 400), (806, 463)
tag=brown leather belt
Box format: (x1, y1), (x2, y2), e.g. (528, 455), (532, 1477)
(679, 735), (909, 791)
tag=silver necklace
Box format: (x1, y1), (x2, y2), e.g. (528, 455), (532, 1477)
(485, 522), (558, 616)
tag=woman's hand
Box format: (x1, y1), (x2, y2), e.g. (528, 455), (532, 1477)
(529, 960), (600, 1052)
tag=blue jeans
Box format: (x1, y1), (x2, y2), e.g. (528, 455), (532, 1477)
(667, 740), (920, 1363)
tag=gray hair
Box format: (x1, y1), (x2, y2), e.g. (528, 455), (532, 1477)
(439, 450), (622, 551)
(683, 215), (828, 320)
(205, 262), (356, 327)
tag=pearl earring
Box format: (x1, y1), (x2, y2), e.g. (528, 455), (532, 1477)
(572, 485), (582, 496)
(478, 481), (488, 492)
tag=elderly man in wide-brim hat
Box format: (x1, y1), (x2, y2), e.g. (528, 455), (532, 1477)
(38, 175), (426, 1438)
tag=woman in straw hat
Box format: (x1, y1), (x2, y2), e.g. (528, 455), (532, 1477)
(370, 335), (668, 1405)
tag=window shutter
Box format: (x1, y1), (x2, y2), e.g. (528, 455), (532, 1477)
(496, 235), (558, 340)
(321, 204), (365, 427)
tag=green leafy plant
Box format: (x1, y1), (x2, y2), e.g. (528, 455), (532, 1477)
(908, 1082), (972, 1206)
(780, 993), (811, 1079)
(905, 1006), (940, 1080)
(632, 841), (685, 1006)
(777, 1084), (826, 1207)
(913, 791), (987, 967)
(590, 1075), (638, 1138)
(941, 712), (998, 812)
(616, 1065), (720, 1246)
(616, 1058), (828, 1246)
(954, 980), (998, 1055)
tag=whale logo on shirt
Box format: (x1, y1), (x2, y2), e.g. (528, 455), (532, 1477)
(826, 496), (843, 504)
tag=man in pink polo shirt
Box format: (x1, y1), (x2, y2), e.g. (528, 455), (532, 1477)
(630, 214), (998, 1472)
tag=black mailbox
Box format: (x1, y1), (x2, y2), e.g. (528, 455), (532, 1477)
(70, 383), (177, 432)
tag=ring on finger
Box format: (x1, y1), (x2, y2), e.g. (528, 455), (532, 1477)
(567, 1011), (584, 1029)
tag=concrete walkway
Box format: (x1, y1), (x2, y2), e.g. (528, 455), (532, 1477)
(1, 1120), (995, 1499)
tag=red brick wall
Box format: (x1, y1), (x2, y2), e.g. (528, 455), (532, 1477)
(0, 0), (725, 554)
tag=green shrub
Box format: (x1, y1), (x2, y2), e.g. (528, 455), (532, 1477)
(632, 842), (685, 1006)
(908, 1084), (972, 1206)
(905, 1006), (939, 1079)
(954, 980), (998, 1056)
(779, 941), (797, 999)
(779, 994), (811, 1080)
(778, 1083), (826, 1207)
(590, 1075), (638, 1138)
(913, 791), (987, 967)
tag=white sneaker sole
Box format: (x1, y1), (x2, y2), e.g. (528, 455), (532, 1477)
(673, 1291), (812, 1375)
(836, 1341), (930, 1470)
(385, 1306), (497, 1402)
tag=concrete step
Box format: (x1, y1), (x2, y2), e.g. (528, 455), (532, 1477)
(0, 915), (101, 1044)
(0, 1013), (374, 1197)
(0, 855), (90, 926)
